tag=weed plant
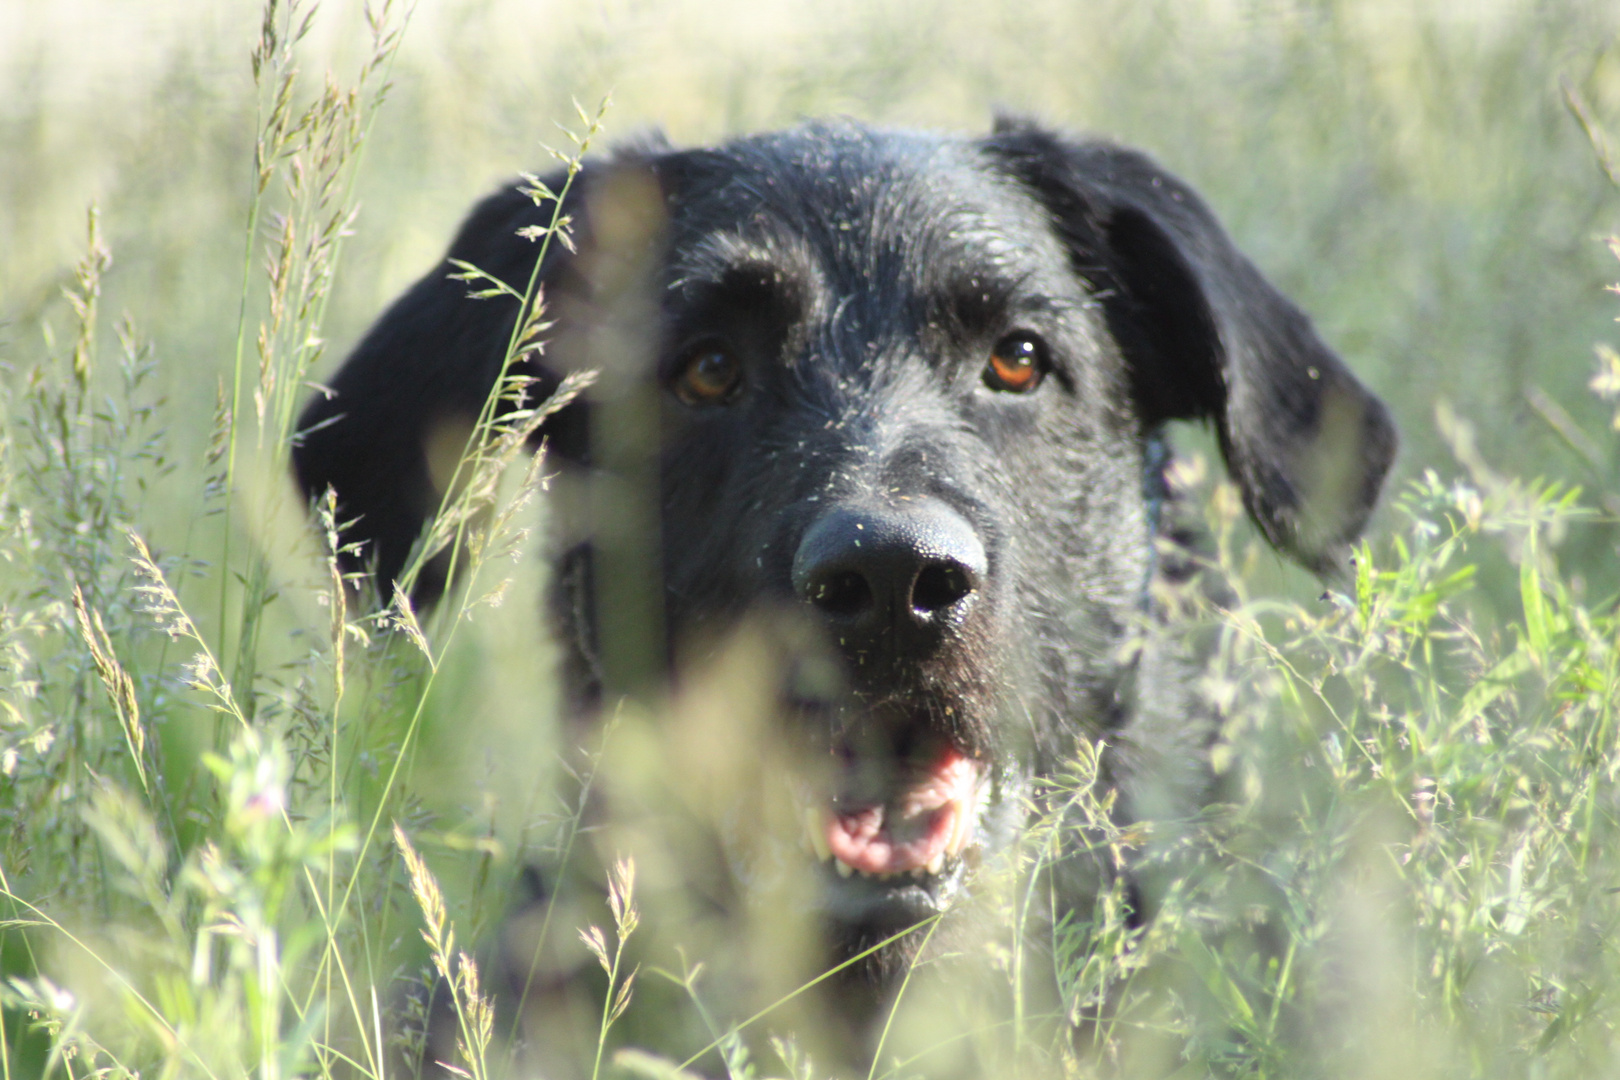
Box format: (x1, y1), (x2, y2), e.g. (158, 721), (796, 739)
(3, 2), (1620, 1078)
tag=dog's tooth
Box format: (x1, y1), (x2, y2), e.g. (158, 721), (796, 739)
(946, 799), (970, 855)
(910, 867), (926, 880)
(835, 858), (854, 879)
(925, 851), (944, 875)
(806, 807), (831, 863)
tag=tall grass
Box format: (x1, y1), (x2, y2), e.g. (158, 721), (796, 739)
(1, 1), (1619, 1078)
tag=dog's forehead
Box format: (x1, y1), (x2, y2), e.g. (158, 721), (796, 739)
(655, 123), (1068, 299)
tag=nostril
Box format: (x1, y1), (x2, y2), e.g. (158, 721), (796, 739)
(911, 561), (974, 614)
(810, 570), (873, 618)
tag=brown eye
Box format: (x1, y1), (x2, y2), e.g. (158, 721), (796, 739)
(674, 345), (743, 406)
(983, 334), (1046, 393)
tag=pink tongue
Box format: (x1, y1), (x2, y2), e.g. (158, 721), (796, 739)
(824, 748), (978, 875)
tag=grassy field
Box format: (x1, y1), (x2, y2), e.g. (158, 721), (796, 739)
(2, 0), (1620, 1076)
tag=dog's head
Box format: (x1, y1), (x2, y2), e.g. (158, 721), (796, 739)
(295, 118), (1394, 985)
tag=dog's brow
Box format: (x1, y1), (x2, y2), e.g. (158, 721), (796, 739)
(933, 268), (1055, 335)
(670, 232), (815, 297)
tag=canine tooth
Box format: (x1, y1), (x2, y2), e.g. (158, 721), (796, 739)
(947, 798), (971, 855)
(925, 851), (944, 875)
(910, 867), (926, 880)
(806, 807), (831, 863)
(835, 858), (854, 879)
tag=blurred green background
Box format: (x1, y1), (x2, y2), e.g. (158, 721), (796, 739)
(4, 2), (1620, 1075)
(6, 0), (1620, 539)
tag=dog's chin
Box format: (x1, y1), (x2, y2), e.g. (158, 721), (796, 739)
(812, 851), (974, 917)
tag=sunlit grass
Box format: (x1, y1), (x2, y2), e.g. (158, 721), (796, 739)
(1, 1), (1619, 1077)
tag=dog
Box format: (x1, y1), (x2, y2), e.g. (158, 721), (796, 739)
(294, 116), (1395, 1073)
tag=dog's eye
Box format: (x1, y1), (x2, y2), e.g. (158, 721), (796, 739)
(673, 345), (744, 406)
(983, 334), (1046, 393)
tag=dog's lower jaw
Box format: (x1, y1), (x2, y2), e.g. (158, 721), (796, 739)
(807, 753), (1031, 981)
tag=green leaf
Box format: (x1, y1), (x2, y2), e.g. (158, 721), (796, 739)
(1521, 524), (1552, 665)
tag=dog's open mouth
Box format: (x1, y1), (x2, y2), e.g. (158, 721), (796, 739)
(800, 730), (990, 908)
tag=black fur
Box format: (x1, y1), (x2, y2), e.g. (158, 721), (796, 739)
(295, 118), (1395, 1067)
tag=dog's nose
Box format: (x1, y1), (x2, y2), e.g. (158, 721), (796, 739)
(791, 501), (986, 653)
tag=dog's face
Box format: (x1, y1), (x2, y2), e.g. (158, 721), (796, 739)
(295, 118), (1395, 988)
(640, 128), (1167, 960)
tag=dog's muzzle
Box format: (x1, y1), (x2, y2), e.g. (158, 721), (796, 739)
(788, 499), (994, 913)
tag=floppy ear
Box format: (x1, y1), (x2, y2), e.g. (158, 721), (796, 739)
(983, 120), (1396, 574)
(293, 169), (593, 605)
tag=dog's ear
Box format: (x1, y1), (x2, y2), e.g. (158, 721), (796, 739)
(983, 119), (1396, 574)
(293, 169), (593, 605)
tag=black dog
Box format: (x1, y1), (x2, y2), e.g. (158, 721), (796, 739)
(294, 116), (1395, 1069)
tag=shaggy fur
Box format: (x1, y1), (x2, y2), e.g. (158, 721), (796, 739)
(294, 116), (1395, 1069)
